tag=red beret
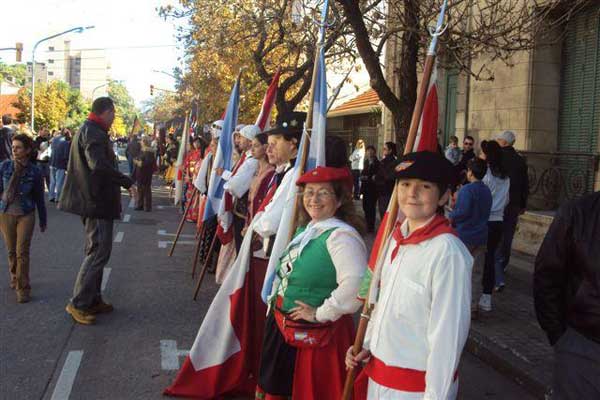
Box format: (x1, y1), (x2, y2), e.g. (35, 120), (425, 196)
(296, 166), (353, 190)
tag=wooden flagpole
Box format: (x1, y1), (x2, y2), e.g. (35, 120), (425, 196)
(190, 223), (206, 278)
(341, 1), (448, 398)
(193, 231), (219, 300)
(168, 188), (198, 257)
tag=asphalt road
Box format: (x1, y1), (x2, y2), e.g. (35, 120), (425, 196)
(1, 173), (536, 400)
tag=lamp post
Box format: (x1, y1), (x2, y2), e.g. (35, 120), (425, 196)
(152, 69), (176, 79)
(91, 79), (122, 99)
(30, 26), (94, 132)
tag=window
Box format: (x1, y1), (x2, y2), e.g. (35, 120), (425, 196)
(48, 71), (54, 76)
(48, 59), (54, 64)
(49, 46), (54, 51)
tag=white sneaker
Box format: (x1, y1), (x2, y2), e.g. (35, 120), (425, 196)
(478, 294), (492, 312)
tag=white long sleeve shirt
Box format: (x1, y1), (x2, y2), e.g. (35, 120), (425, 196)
(482, 170), (510, 222)
(193, 153), (212, 194)
(223, 151), (258, 199)
(253, 163), (294, 238)
(364, 220), (473, 400)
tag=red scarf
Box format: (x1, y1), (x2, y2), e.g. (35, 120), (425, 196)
(87, 112), (110, 132)
(390, 214), (456, 261)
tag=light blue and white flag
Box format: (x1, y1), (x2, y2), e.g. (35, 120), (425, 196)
(203, 76), (240, 221)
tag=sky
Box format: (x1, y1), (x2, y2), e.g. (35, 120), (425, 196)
(1, 0), (183, 106)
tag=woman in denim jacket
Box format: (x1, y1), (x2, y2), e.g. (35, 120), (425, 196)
(0, 133), (47, 303)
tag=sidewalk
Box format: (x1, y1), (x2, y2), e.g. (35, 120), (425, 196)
(468, 251), (552, 399)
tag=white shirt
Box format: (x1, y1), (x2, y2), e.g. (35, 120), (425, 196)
(223, 150), (258, 198)
(349, 148), (365, 170)
(482, 170), (510, 222)
(193, 153), (212, 194)
(365, 220), (473, 400)
(253, 163), (294, 238)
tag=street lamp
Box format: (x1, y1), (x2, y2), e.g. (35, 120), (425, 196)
(91, 80), (122, 99)
(30, 25), (94, 132)
(152, 69), (176, 79)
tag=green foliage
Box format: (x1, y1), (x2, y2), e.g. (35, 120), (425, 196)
(0, 62), (27, 86)
(107, 80), (139, 133)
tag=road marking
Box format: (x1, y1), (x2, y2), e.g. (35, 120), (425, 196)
(50, 350), (83, 400)
(157, 205), (176, 210)
(160, 340), (189, 370)
(157, 229), (195, 238)
(128, 199), (135, 208)
(101, 268), (111, 292)
(114, 232), (124, 243)
(123, 214), (131, 223)
(158, 240), (195, 249)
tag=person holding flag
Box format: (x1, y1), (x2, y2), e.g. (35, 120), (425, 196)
(345, 151), (473, 399)
(183, 137), (205, 222)
(256, 166), (367, 400)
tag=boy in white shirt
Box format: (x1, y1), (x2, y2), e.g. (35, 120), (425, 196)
(346, 151), (474, 400)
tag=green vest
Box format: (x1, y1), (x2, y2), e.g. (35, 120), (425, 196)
(277, 227), (339, 312)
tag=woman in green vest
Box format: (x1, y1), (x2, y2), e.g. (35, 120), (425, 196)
(256, 166), (368, 400)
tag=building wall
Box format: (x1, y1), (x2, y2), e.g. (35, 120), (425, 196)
(26, 62), (47, 85)
(45, 39), (71, 83)
(77, 49), (110, 100)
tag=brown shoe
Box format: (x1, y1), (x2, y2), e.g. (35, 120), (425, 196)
(88, 301), (114, 314)
(16, 292), (30, 303)
(66, 303), (96, 325)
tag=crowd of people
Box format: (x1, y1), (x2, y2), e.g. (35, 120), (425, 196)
(1, 97), (599, 399)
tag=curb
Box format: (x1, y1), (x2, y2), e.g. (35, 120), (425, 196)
(466, 330), (550, 400)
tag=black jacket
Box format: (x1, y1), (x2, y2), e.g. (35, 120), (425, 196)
(534, 191), (600, 345)
(360, 156), (380, 197)
(501, 146), (528, 212)
(0, 127), (13, 162)
(375, 155), (397, 197)
(58, 120), (133, 220)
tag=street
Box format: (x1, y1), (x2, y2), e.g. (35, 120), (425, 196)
(1, 175), (535, 400)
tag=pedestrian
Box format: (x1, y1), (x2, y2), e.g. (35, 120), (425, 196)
(444, 135), (461, 165)
(257, 166), (367, 400)
(36, 140), (51, 190)
(346, 151), (473, 399)
(375, 141), (397, 219)
(360, 145), (379, 233)
(58, 97), (135, 325)
(478, 140), (510, 312)
(534, 190), (600, 400)
(182, 137), (205, 222)
(133, 137), (156, 212)
(456, 135), (476, 175)
(0, 114), (14, 162)
(125, 135), (141, 175)
(0, 134), (47, 303)
(349, 139), (365, 200)
(495, 130), (528, 280)
(48, 128), (71, 202)
(449, 157), (492, 318)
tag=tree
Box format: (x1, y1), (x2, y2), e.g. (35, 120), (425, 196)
(107, 80), (139, 133)
(0, 62), (27, 86)
(159, 0), (358, 122)
(336, 0), (592, 143)
(12, 81), (90, 131)
(142, 92), (180, 124)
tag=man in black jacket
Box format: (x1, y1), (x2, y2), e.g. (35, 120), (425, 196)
(534, 191), (600, 399)
(495, 130), (528, 282)
(59, 97), (135, 325)
(0, 114), (14, 162)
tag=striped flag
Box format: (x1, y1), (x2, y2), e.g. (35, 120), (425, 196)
(412, 65), (439, 153)
(174, 113), (190, 205)
(255, 69), (281, 131)
(202, 76), (241, 221)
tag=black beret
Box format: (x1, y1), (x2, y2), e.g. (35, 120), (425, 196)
(394, 151), (458, 188)
(264, 111), (306, 141)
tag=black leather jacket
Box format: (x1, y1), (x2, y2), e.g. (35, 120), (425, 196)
(534, 191), (600, 345)
(59, 120), (133, 220)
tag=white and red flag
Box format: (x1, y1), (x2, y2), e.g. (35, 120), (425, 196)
(173, 113), (190, 205)
(215, 71), (280, 245)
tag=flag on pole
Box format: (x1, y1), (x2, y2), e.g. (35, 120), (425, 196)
(260, 1), (329, 302)
(412, 65), (439, 153)
(255, 69), (281, 131)
(202, 76), (241, 221)
(174, 113), (190, 205)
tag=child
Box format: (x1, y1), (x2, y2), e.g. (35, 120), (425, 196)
(444, 135), (461, 165)
(347, 151), (473, 399)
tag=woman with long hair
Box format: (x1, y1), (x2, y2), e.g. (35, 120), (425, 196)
(246, 133), (275, 227)
(478, 140), (510, 313)
(257, 166), (367, 400)
(0, 134), (47, 303)
(349, 139), (366, 199)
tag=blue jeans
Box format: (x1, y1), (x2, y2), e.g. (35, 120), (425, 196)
(49, 166), (66, 200)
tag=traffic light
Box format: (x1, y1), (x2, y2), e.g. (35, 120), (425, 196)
(15, 42), (23, 62)
(150, 84), (154, 96)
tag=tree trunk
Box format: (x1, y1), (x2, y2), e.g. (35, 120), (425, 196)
(393, 0), (419, 146)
